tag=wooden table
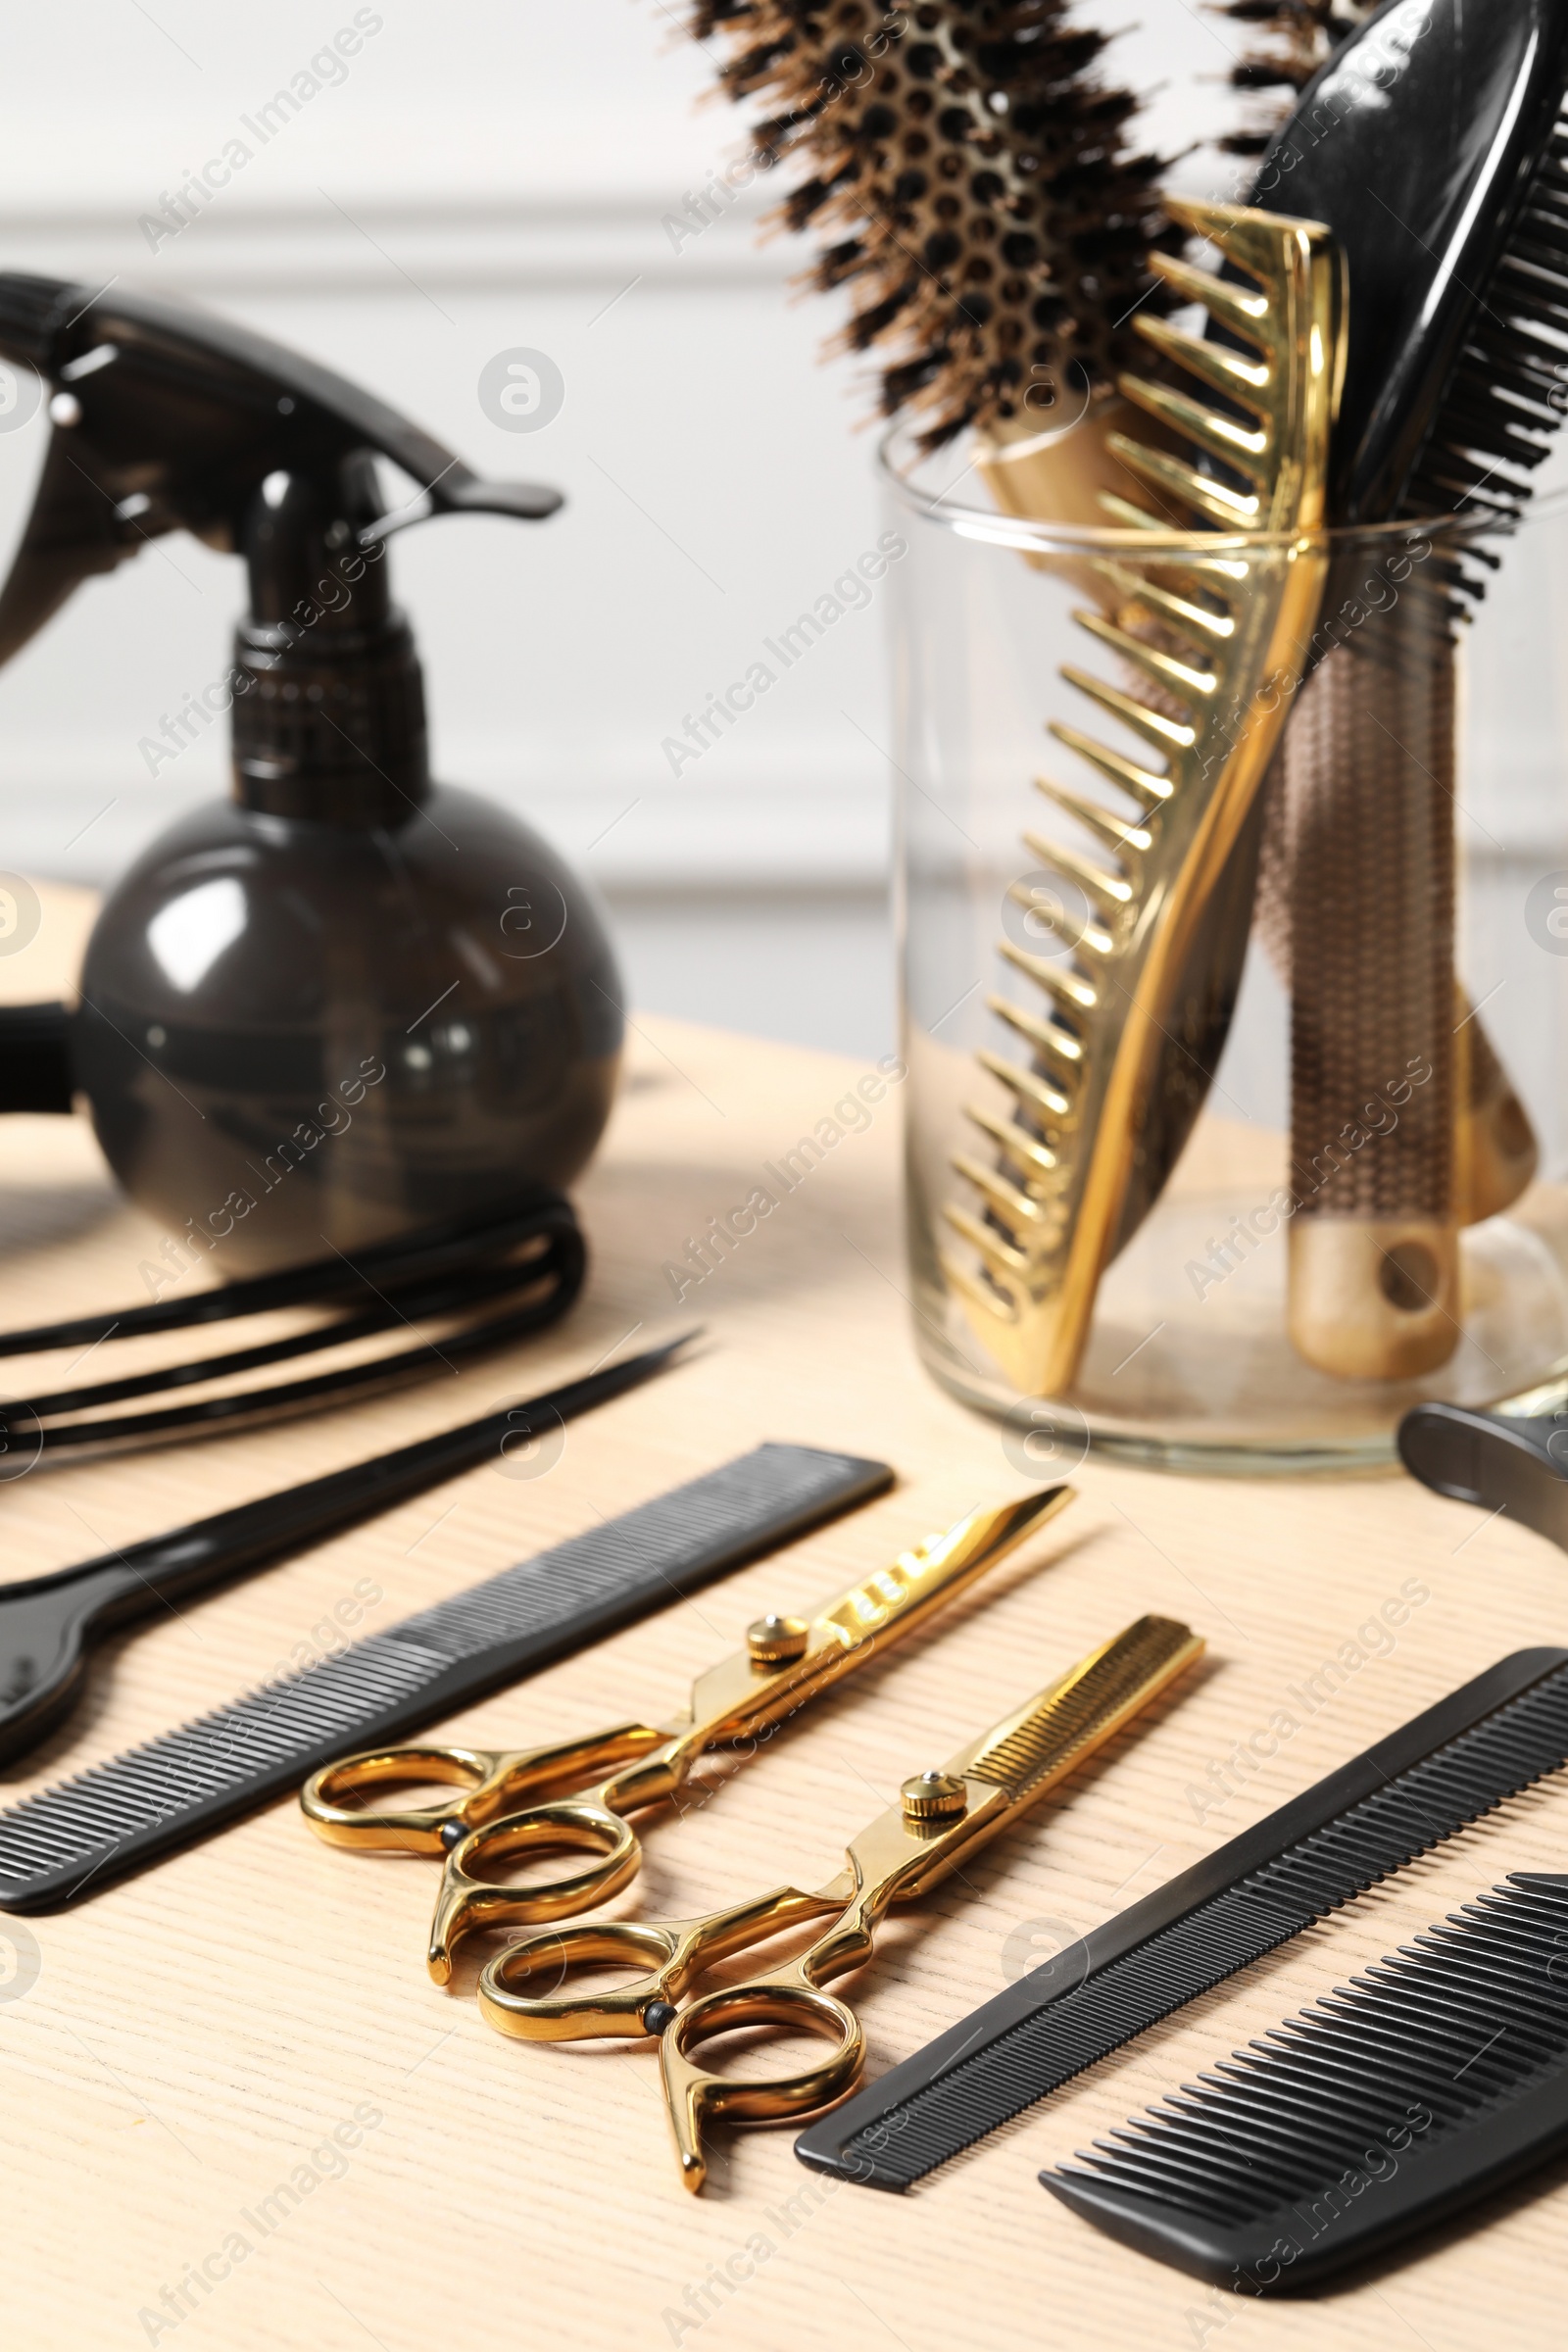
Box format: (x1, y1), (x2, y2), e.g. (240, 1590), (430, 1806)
(3, 883), (1564, 2351)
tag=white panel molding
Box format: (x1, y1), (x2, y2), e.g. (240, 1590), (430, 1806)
(0, 187), (787, 297)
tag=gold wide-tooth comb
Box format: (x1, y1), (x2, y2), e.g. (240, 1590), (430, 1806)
(945, 198), (1347, 1396)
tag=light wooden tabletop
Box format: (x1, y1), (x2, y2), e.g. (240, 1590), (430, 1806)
(3, 882), (1564, 2352)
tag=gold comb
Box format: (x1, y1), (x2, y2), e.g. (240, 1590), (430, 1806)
(943, 198), (1347, 1396)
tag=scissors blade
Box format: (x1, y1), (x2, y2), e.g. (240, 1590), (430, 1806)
(678, 1484), (1077, 1756)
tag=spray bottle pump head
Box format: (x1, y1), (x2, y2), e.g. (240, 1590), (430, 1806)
(0, 273), (563, 823)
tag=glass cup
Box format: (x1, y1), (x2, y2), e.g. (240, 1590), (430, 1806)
(887, 421), (1568, 1471)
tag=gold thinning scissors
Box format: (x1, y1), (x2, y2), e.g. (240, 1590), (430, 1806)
(476, 1612), (1201, 2190)
(301, 1485), (1075, 1982)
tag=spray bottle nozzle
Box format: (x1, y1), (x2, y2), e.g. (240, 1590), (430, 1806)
(0, 274), (562, 819)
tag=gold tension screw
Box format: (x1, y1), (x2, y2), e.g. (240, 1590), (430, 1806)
(901, 1771), (968, 1823)
(747, 1614), (809, 1667)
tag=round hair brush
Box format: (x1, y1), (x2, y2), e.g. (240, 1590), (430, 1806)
(689, 0), (1182, 449)
(693, 5), (1347, 1392)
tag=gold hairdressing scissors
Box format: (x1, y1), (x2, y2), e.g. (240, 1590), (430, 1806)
(476, 1613), (1201, 2190)
(301, 1485), (1074, 1982)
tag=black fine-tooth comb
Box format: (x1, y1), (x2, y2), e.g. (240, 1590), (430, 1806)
(0, 1440), (892, 1909)
(795, 1648), (1568, 2189)
(1046, 1872), (1568, 2289)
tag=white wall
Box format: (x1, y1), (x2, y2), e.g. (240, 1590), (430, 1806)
(0, 1), (1233, 1054)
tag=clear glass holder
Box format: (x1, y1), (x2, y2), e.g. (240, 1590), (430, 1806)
(888, 423), (1568, 1472)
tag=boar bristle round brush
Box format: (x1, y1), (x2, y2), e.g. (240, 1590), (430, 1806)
(688, 0), (1183, 448)
(690, 5), (1352, 1395)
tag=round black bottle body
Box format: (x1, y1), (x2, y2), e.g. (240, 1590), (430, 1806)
(75, 788), (622, 1270)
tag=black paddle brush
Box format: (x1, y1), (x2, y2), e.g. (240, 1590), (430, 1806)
(1046, 1871), (1568, 2290)
(1243, 0), (1568, 1376)
(1252, 0), (1568, 528)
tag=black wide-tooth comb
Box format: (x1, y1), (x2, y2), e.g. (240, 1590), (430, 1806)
(1046, 1873), (1568, 2289)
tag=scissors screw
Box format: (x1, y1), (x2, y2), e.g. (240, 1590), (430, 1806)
(643, 2000), (679, 2036)
(438, 1820), (467, 1851)
(901, 1771), (968, 1823)
(747, 1613), (809, 1666)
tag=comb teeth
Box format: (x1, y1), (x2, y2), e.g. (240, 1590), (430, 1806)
(0, 1444), (879, 1912)
(1047, 1874), (1568, 2286)
(966, 1615), (1199, 1798)
(945, 200), (1341, 1394)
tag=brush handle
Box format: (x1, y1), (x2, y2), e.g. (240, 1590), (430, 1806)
(1253, 706), (1536, 1229)
(1283, 591), (1458, 1379)
(15, 1340), (686, 1637)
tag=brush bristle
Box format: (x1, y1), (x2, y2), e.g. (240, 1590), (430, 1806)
(1406, 114), (1568, 529)
(689, 1), (1182, 447)
(1215, 3), (1371, 157)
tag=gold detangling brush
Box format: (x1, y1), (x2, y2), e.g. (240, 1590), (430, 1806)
(475, 1612), (1203, 2190)
(944, 199), (1346, 1396)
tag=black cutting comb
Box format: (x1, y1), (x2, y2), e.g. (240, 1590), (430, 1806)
(0, 1440), (892, 1908)
(1046, 1872), (1568, 2289)
(795, 1648), (1568, 2188)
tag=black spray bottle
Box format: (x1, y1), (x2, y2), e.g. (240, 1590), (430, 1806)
(0, 274), (622, 1267)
